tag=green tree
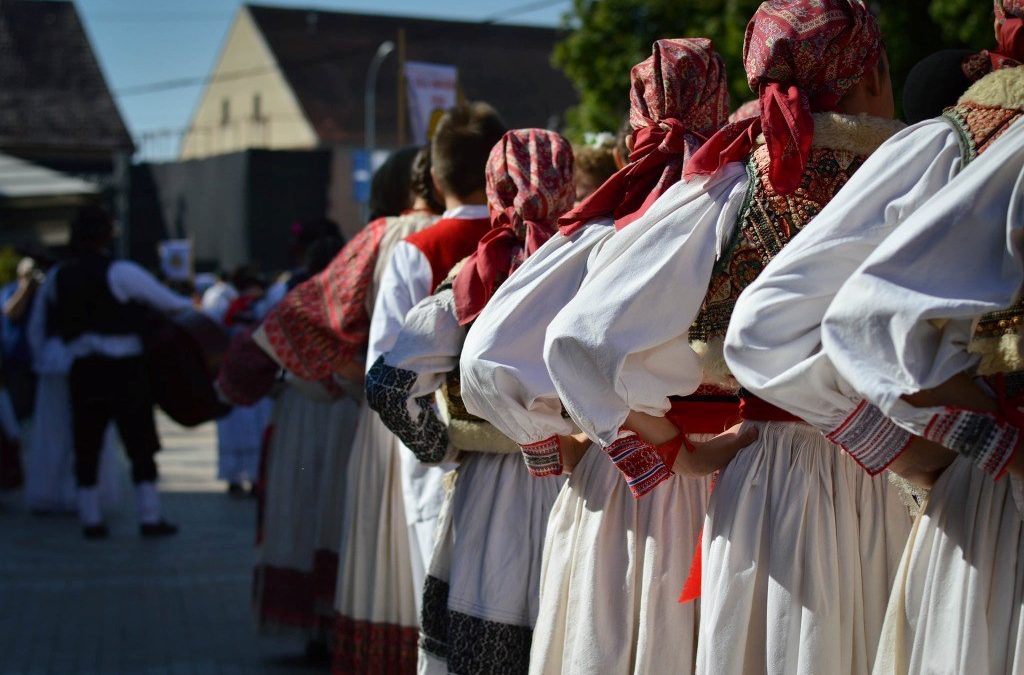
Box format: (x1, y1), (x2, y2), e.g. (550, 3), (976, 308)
(554, 0), (997, 140)
(553, 0), (759, 139)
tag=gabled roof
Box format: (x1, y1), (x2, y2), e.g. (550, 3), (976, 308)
(246, 4), (578, 145)
(0, 0), (134, 155)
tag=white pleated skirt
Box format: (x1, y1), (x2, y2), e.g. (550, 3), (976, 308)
(872, 456), (1024, 675)
(530, 440), (711, 675)
(418, 451), (562, 675)
(258, 386), (340, 572)
(697, 421), (911, 675)
(333, 404), (420, 672)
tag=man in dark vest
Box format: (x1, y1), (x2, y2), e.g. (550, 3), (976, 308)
(51, 206), (193, 539)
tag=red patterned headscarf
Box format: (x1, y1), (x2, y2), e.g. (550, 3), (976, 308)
(452, 129), (575, 325)
(686, 0), (882, 195)
(557, 38), (730, 236)
(964, 1), (1024, 79)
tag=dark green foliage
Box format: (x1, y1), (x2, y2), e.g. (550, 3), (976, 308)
(554, 0), (997, 139)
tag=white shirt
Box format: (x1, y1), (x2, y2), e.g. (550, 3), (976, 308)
(822, 120), (1024, 435)
(459, 219), (615, 445)
(544, 164), (749, 447)
(60, 259), (193, 359)
(366, 204), (489, 372)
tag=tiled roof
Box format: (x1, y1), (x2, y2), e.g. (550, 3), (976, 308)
(0, 0), (134, 154)
(247, 4), (579, 145)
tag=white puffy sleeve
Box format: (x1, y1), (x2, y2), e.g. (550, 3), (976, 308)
(458, 219), (615, 473)
(365, 287), (463, 465)
(823, 120), (1024, 477)
(724, 120), (964, 474)
(545, 164), (749, 448)
(366, 241), (434, 371)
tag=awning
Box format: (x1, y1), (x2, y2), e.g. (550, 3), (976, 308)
(0, 151), (99, 204)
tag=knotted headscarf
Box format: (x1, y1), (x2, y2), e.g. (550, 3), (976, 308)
(452, 129), (575, 325)
(964, 1), (1024, 79)
(557, 38), (730, 236)
(686, 0), (882, 195)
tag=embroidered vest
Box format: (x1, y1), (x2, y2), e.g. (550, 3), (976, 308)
(951, 67), (1024, 375)
(688, 113), (903, 387)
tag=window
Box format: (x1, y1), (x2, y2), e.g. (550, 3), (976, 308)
(220, 98), (230, 126)
(252, 93), (262, 121)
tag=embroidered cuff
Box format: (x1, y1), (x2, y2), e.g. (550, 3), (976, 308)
(606, 431), (673, 499)
(520, 436), (563, 477)
(826, 400), (913, 476)
(923, 407), (1020, 478)
(365, 357), (450, 464)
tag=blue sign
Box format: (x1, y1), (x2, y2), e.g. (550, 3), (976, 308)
(352, 149), (371, 204)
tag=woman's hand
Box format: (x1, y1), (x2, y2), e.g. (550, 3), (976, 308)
(887, 437), (956, 488)
(673, 423), (758, 477)
(559, 433), (591, 474)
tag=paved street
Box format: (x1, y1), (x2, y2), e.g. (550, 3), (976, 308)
(0, 416), (322, 675)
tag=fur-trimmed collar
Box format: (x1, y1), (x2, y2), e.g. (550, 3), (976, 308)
(755, 112), (905, 157)
(960, 65), (1024, 110)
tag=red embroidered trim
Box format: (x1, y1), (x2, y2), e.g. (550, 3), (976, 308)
(826, 400), (913, 476)
(519, 436), (563, 477)
(922, 406), (1019, 478)
(333, 615), (419, 674)
(606, 431), (673, 498)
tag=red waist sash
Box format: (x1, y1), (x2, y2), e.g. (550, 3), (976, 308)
(666, 394), (742, 434)
(678, 392), (798, 604)
(737, 392), (802, 422)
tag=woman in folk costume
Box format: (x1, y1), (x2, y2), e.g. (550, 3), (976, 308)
(724, 5), (1024, 508)
(460, 39), (733, 675)
(544, 3), (911, 673)
(819, 123), (1024, 675)
(225, 237), (354, 646)
(365, 128), (574, 675)
(358, 104), (505, 661)
(250, 147), (441, 672)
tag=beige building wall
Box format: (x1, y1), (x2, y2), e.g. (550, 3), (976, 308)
(179, 7), (318, 160)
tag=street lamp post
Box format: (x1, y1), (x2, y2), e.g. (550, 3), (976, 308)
(362, 40), (395, 221)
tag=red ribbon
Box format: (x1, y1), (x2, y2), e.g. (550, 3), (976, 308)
(686, 81), (840, 195)
(558, 117), (697, 236)
(452, 207), (554, 325)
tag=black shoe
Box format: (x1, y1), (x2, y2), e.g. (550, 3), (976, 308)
(227, 482), (246, 497)
(82, 524), (109, 540)
(140, 520), (179, 537)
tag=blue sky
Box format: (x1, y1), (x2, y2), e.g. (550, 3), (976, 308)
(76, 0), (567, 146)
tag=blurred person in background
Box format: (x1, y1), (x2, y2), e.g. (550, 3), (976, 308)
(24, 251), (124, 514)
(200, 269), (239, 324)
(248, 143), (438, 667)
(572, 133), (618, 203)
(214, 268), (271, 496)
(50, 205), (192, 539)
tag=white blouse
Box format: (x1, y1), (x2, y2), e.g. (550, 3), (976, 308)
(459, 218), (615, 447)
(723, 119), (966, 472)
(822, 121), (1024, 473)
(544, 163), (749, 447)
